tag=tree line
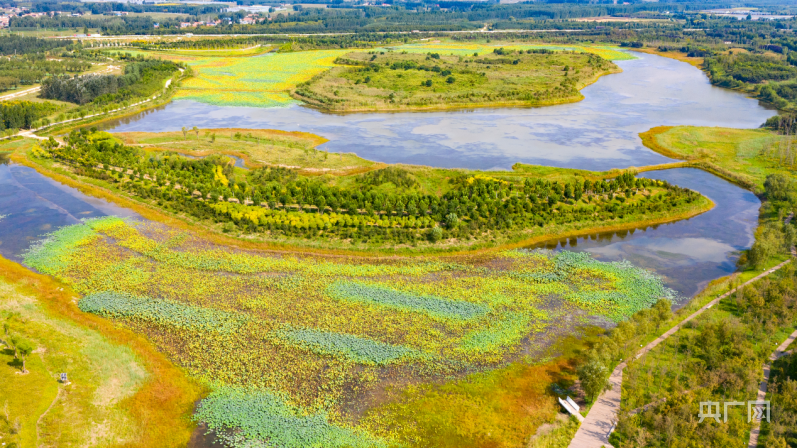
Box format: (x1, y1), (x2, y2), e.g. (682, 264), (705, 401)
(0, 101), (59, 131)
(35, 129), (704, 247)
(0, 35), (73, 56)
(41, 58), (180, 105)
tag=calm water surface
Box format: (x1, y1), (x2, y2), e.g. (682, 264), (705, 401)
(0, 52), (773, 296)
(105, 52), (775, 171)
(0, 158), (139, 263)
(531, 168), (760, 297)
(0, 161), (758, 297)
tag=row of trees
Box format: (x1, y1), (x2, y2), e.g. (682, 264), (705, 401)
(0, 35), (73, 56)
(39, 128), (702, 246)
(30, 1), (224, 16)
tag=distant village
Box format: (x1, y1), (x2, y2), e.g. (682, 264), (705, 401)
(0, 4), (299, 32)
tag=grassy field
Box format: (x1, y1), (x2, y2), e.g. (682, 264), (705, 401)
(379, 42), (634, 61)
(113, 127), (378, 173)
(0, 256), (203, 447)
(22, 215), (681, 447)
(137, 45), (274, 59)
(641, 126), (793, 191)
(0, 272), (146, 446)
(294, 48), (621, 112)
(629, 47), (705, 67)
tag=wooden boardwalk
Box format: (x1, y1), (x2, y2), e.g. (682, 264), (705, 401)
(568, 258), (794, 448)
(748, 329), (797, 448)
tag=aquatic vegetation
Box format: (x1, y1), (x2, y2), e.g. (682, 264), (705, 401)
(276, 326), (423, 365)
(195, 387), (386, 448)
(327, 281), (488, 321)
(24, 217), (677, 447)
(79, 291), (247, 334)
(175, 50), (347, 107)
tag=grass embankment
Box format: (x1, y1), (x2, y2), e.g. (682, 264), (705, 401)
(0, 271), (146, 446)
(294, 49), (621, 112)
(0, 257), (203, 447)
(6, 133), (713, 255)
(630, 47), (704, 68)
(641, 125), (792, 192)
(137, 45), (274, 59)
(115, 127), (378, 174)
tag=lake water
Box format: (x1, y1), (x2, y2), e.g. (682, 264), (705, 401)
(531, 168), (761, 297)
(0, 157), (139, 263)
(0, 52), (773, 297)
(104, 51), (776, 171)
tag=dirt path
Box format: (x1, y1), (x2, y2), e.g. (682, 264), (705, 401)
(568, 258), (794, 448)
(748, 329), (797, 448)
(35, 350), (61, 447)
(0, 86), (41, 101)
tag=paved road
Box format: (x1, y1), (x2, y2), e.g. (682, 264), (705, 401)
(568, 258), (794, 448)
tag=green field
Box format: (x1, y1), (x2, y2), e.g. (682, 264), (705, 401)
(23, 215), (680, 448)
(641, 126), (794, 191)
(0, 273), (147, 446)
(294, 49), (620, 112)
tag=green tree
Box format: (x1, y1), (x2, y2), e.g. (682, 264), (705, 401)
(578, 359), (611, 402)
(749, 223), (786, 268)
(445, 213), (459, 228)
(651, 299), (673, 329)
(15, 338), (33, 374)
(428, 226), (442, 243)
(765, 174), (796, 202)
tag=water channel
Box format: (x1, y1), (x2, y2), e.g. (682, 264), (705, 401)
(104, 52), (775, 171)
(0, 52), (776, 298)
